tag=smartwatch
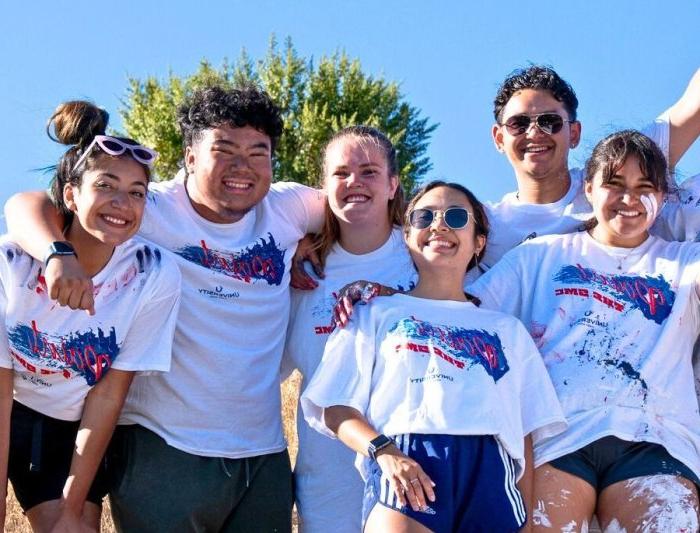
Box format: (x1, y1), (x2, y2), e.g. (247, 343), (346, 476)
(44, 241), (77, 265)
(367, 434), (394, 460)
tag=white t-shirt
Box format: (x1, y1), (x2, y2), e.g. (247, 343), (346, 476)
(478, 117), (697, 274)
(0, 236), (181, 421)
(301, 294), (566, 481)
(120, 173), (325, 458)
(469, 232), (700, 479)
(283, 228), (416, 533)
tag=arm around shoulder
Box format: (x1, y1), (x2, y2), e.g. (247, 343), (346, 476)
(4, 190), (64, 259)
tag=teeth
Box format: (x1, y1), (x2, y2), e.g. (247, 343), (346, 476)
(617, 210), (640, 217)
(427, 239), (454, 249)
(345, 195), (369, 203)
(224, 182), (251, 189)
(103, 215), (127, 225)
(525, 146), (549, 153)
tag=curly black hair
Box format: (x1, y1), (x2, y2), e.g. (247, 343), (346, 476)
(493, 65), (579, 123)
(177, 84), (284, 151)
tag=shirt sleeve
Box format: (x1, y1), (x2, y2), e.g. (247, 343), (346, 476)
(467, 248), (526, 317)
(653, 173), (700, 242)
(512, 320), (566, 441)
(300, 306), (377, 438)
(111, 254), (181, 373)
(642, 114), (670, 163)
(273, 182), (326, 234)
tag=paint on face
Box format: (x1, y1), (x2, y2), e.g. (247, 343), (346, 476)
(560, 521), (578, 533)
(625, 475), (699, 532)
(640, 193), (658, 223)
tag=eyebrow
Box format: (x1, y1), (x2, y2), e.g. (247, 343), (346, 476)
(212, 139), (270, 150)
(332, 162), (382, 169)
(100, 173), (148, 188)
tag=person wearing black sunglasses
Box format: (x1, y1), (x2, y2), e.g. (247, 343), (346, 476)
(479, 65), (700, 279)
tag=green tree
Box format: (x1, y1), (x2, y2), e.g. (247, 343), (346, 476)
(119, 36), (437, 193)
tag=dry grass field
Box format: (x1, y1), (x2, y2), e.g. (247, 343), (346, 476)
(4, 373), (303, 532)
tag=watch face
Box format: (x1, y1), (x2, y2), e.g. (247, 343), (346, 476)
(52, 242), (75, 255)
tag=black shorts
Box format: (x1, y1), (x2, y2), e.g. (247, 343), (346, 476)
(549, 435), (700, 492)
(8, 400), (109, 512)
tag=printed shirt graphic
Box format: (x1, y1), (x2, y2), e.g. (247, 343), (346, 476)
(302, 294), (565, 482)
(283, 228), (416, 533)
(0, 236), (181, 421)
(122, 174), (325, 457)
(469, 231), (700, 480)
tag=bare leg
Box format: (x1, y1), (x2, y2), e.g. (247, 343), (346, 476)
(532, 463), (596, 532)
(26, 499), (101, 532)
(597, 474), (699, 532)
(365, 504), (434, 533)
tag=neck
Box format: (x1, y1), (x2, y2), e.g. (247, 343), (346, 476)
(64, 223), (115, 277)
(588, 227), (650, 249)
(337, 218), (394, 255)
(409, 267), (467, 302)
(515, 169), (571, 204)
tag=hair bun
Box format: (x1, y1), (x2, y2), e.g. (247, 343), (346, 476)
(47, 100), (109, 147)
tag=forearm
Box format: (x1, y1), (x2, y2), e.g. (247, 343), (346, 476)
(61, 370), (133, 513)
(0, 370), (13, 522)
(324, 405), (380, 456)
(4, 191), (64, 259)
(666, 68), (700, 168)
(518, 435), (535, 532)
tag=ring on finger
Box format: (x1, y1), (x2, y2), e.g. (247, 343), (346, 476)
(410, 478), (420, 484)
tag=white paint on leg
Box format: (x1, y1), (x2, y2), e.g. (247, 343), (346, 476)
(533, 500), (553, 528)
(626, 475), (698, 532)
(561, 520), (577, 532)
(603, 518), (627, 533)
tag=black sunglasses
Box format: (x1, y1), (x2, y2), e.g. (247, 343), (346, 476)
(501, 113), (572, 136)
(408, 207), (471, 230)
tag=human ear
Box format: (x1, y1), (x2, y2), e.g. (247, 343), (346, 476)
(185, 145), (196, 174)
(584, 178), (594, 203)
(569, 121), (582, 149)
(475, 234), (486, 256)
(388, 175), (399, 200)
(63, 183), (78, 213)
(492, 124), (505, 153)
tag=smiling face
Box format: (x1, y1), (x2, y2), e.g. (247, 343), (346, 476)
(585, 154), (664, 247)
(405, 186), (485, 275)
(64, 155), (148, 248)
(324, 135), (398, 228)
(185, 124), (273, 223)
(492, 89), (581, 183)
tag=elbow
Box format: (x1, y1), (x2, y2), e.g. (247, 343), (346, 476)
(323, 405), (345, 435)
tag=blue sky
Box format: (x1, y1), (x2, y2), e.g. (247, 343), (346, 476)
(1, 0), (699, 230)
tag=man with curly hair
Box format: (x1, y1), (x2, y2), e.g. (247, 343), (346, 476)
(5, 84), (325, 532)
(480, 65), (700, 274)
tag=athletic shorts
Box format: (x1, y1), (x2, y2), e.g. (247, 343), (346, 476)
(549, 435), (700, 491)
(8, 400), (109, 512)
(362, 433), (526, 533)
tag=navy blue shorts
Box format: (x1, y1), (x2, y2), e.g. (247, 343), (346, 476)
(362, 434), (526, 533)
(549, 435), (700, 492)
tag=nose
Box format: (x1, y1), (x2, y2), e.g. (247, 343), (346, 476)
(347, 172), (362, 187)
(430, 211), (449, 232)
(111, 190), (130, 208)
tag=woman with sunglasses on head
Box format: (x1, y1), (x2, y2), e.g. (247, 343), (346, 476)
(469, 131), (700, 531)
(282, 126), (416, 532)
(0, 101), (180, 532)
(301, 181), (565, 533)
